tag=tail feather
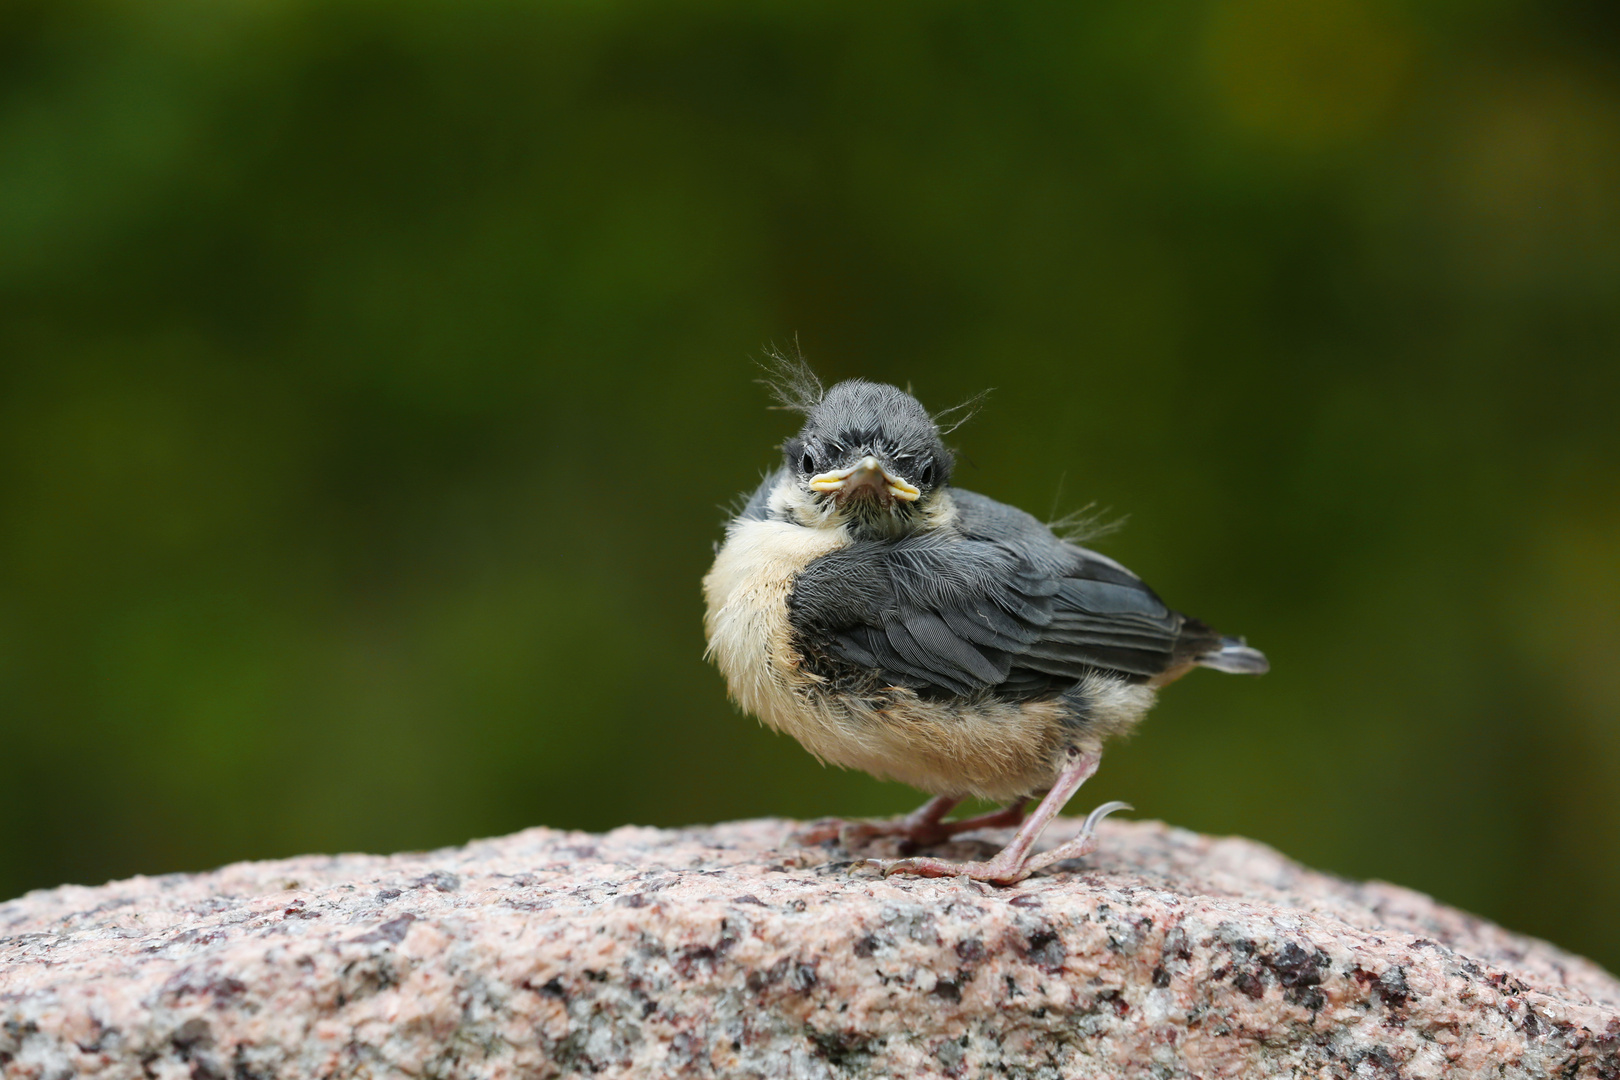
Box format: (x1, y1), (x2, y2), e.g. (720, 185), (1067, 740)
(1197, 635), (1269, 675)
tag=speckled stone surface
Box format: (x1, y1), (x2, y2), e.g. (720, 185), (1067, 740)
(2, 817), (1617, 1079)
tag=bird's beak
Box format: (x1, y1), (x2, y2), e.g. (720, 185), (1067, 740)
(808, 455), (921, 503)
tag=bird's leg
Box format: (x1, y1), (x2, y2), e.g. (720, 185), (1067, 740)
(795, 794), (1031, 850)
(793, 794), (962, 847)
(872, 751), (1097, 882)
(931, 798), (1029, 837)
(870, 749), (1127, 885)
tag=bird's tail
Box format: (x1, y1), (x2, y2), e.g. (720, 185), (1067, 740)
(1196, 636), (1270, 675)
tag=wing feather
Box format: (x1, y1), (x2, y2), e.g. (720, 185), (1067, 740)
(784, 488), (1203, 697)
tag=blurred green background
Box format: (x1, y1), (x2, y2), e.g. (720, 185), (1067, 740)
(2, 0), (1617, 970)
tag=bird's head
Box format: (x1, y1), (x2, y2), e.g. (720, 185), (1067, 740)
(780, 379), (955, 539)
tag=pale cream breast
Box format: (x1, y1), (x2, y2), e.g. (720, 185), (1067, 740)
(702, 514), (851, 731)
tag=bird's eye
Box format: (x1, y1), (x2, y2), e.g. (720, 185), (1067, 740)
(918, 461), (935, 486)
(801, 448), (816, 473)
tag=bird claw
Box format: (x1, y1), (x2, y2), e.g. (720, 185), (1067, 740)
(864, 801), (1132, 885)
(1021, 801), (1131, 874)
(1083, 800), (1132, 837)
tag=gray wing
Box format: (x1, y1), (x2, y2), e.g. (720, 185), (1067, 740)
(786, 489), (1216, 697)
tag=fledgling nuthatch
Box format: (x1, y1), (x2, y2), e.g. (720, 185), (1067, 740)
(702, 355), (1267, 884)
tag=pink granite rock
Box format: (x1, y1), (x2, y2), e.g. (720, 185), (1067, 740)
(2, 817), (1616, 1079)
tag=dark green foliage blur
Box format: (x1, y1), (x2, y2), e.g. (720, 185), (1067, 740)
(2, 0), (1617, 968)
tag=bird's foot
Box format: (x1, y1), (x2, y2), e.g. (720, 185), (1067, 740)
(867, 801), (1130, 885)
(791, 816), (947, 850)
(791, 818), (882, 847)
(792, 797), (1026, 852)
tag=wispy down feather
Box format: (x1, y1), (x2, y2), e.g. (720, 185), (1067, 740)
(932, 388), (992, 436)
(756, 340), (825, 413)
(1048, 503), (1126, 545)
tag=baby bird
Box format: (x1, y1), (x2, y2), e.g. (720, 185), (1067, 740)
(702, 360), (1267, 884)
